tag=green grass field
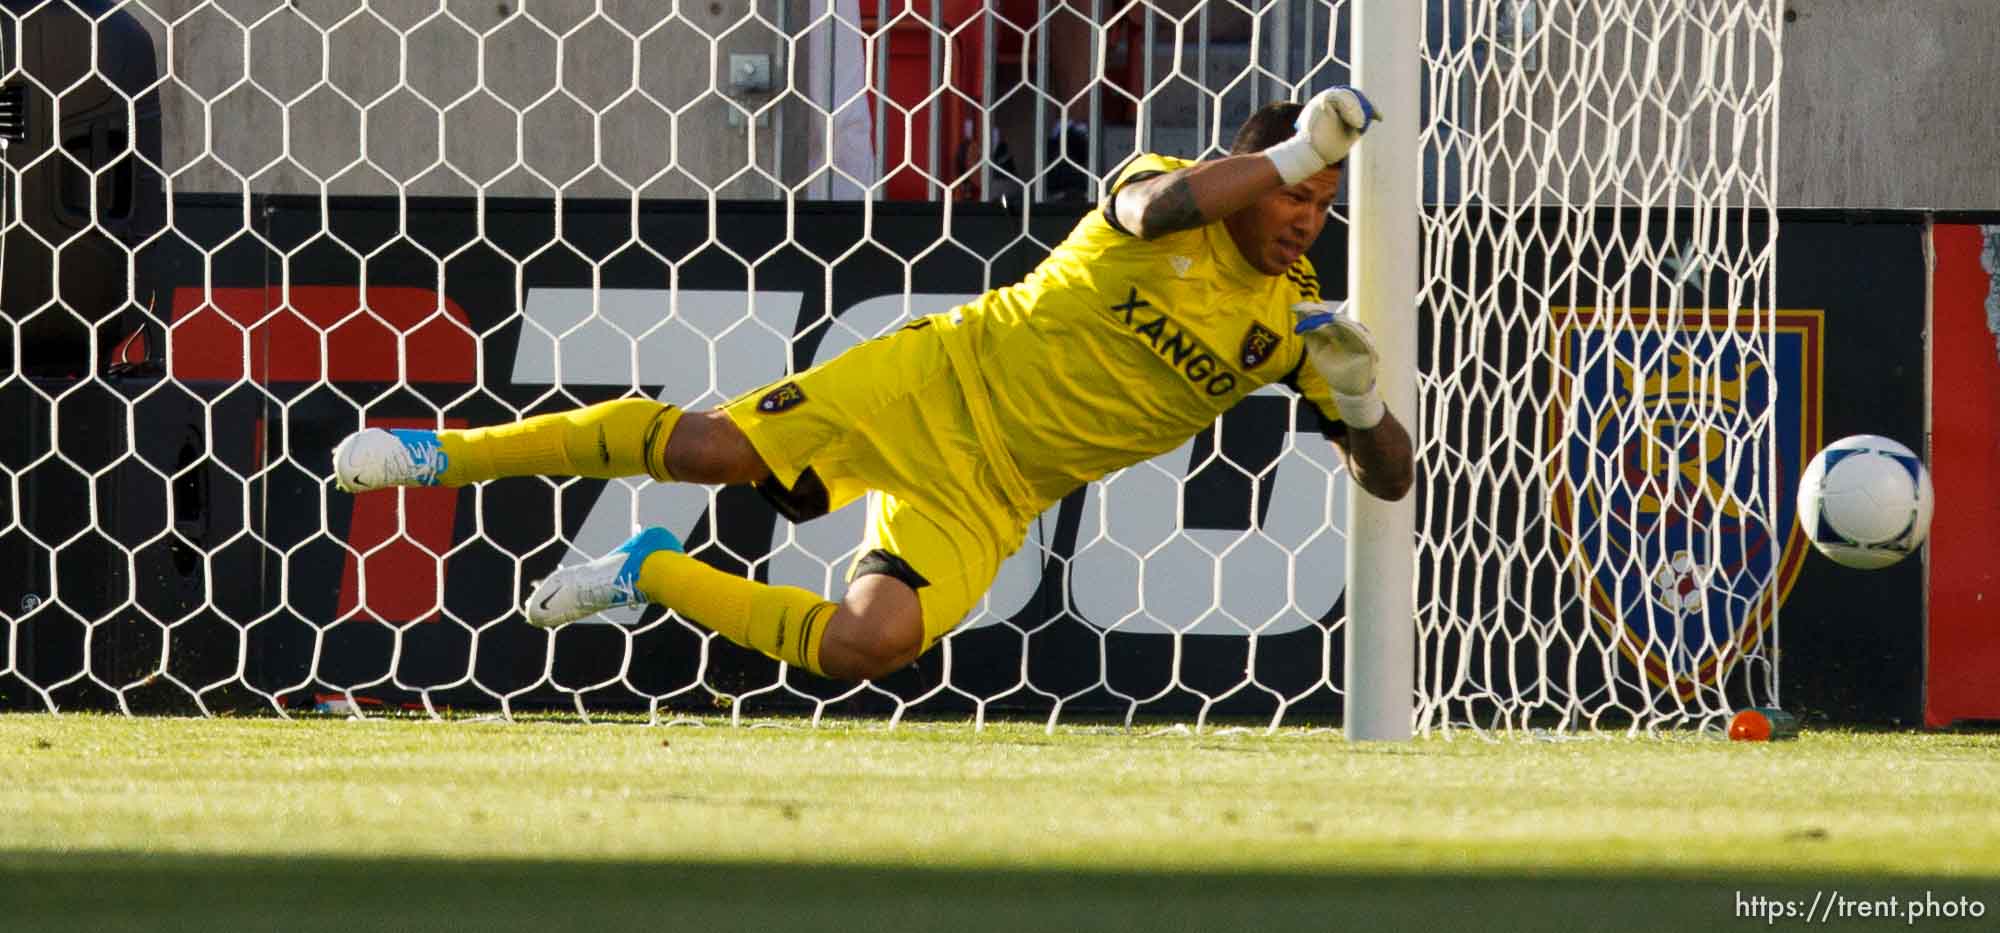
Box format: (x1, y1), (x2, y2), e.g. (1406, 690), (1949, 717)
(3, 714), (1997, 932)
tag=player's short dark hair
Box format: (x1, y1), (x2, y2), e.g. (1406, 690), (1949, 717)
(1230, 100), (1345, 168)
(1231, 101), (1303, 155)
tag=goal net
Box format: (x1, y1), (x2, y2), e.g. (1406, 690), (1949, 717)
(0, 0), (1783, 732)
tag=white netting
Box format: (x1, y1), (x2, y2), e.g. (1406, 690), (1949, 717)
(0, 0), (1782, 731)
(1418, 0), (1785, 731)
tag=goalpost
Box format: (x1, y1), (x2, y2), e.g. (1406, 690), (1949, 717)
(0, 0), (1783, 733)
(1345, 0), (1419, 742)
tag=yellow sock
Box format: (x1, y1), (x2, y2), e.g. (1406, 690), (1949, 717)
(436, 399), (682, 485)
(637, 550), (835, 676)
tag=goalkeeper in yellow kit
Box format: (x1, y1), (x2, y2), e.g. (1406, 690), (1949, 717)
(331, 88), (1413, 682)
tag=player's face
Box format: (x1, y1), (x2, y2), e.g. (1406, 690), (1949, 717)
(1225, 165), (1343, 276)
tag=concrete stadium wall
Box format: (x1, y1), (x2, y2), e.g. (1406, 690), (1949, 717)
(124, 1), (2000, 209)
(1778, 0), (2000, 209)
(133, 0), (819, 200)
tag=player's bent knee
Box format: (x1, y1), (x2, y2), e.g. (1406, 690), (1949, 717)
(662, 409), (768, 485)
(818, 583), (925, 681)
(819, 613), (923, 681)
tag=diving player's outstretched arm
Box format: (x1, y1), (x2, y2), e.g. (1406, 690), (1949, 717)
(1335, 408), (1412, 503)
(1294, 303), (1413, 502)
(1109, 87), (1376, 240)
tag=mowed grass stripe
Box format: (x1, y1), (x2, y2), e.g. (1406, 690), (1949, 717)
(1, 714), (1996, 930)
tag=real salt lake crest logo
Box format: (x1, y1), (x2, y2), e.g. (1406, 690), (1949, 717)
(1240, 322), (1280, 369)
(758, 381), (807, 413)
(1548, 308), (1822, 697)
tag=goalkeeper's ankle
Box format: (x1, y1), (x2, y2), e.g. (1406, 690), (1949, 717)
(1333, 386), (1385, 430)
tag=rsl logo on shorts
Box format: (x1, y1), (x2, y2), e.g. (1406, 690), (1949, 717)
(758, 381), (808, 413)
(1240, 322), (1280, 369)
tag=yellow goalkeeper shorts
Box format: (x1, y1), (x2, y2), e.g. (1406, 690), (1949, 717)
(722, 317), (1034, 649)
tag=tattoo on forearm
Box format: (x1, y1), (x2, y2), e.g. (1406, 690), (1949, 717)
(1139, 176), (1206, 236)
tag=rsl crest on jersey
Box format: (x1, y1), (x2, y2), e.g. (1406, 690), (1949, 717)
(1548, 307), (1822, 698)
(1240, 322), (1280, 369)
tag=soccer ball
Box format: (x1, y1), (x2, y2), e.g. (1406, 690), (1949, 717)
(1796, 435), (1934, 569)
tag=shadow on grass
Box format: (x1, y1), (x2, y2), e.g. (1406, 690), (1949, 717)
(1, 852), (1993, 933)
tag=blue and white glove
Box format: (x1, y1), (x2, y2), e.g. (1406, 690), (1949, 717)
(1265, 86), (1380, 185)
(1293, 301), (1384, 429)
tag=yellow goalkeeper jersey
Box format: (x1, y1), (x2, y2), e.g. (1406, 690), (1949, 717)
(936, 152), (1349, 511)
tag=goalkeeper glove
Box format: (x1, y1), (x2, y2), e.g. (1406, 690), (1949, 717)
(1293, 301), (1385, 430)
(1264, 86), (1380, 186)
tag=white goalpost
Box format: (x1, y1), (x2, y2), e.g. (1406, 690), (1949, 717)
(0, 0), (1783, 734)
(1344, 0), (1419, 742)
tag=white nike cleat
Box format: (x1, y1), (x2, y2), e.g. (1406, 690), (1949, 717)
(332, 428), (449, 493)
(524, 526), (684, 629)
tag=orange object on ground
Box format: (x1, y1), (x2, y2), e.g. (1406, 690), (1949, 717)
(1729, 708), (1800, 741)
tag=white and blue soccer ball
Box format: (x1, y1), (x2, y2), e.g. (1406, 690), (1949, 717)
(1796, 434), (1934, 570)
